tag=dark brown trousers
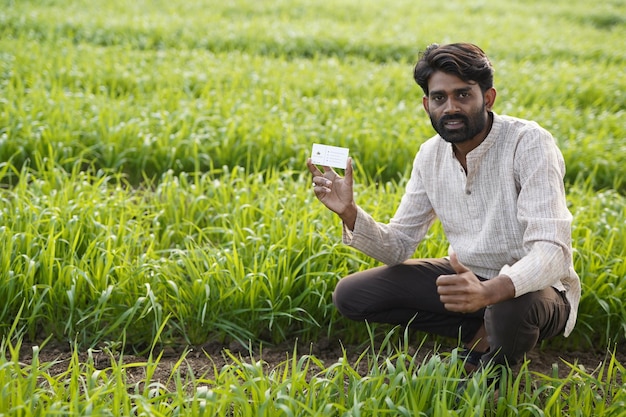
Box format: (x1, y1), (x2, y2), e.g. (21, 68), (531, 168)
(332, 258), (570, 366)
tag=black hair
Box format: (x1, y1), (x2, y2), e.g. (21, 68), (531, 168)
(413, 43), (494, 95)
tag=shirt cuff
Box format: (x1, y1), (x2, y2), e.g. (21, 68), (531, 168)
(342, 222), (354, 244)
(342, 206), (366, 245)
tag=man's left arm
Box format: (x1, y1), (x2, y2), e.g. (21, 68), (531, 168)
(499, 127), (574, 297)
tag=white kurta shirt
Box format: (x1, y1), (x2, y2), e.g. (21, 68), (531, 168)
(343, 113), (581, 336)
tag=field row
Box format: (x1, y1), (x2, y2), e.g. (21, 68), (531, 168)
(1, 1), (625, 190)
(0, 162), (623, 350)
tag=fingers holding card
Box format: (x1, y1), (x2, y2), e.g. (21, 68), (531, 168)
(311, 143), (349, 169)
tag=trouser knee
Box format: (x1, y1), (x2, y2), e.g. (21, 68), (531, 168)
(332, 277), (363, 321)
(484, 288), (568, 366)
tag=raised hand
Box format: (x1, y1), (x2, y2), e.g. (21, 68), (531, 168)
(307, 157), (357, 229)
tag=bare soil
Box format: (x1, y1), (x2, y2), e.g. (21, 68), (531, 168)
(15, 337), (623, 387)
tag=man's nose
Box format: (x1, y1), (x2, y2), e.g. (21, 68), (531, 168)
(443, 98), (460, 114)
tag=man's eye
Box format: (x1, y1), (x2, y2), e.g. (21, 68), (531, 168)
(459, 92), (470, 98)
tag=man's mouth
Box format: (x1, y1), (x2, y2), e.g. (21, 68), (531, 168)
(443, 119), (465, 130)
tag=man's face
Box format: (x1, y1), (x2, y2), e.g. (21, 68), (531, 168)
(423, 71), (494, 144)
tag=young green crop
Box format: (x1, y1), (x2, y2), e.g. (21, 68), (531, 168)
(2, 326), (625, 416)
(1, 0), (624, 188)
(0, 156), (624, 352)
(0, 0), (625, 413)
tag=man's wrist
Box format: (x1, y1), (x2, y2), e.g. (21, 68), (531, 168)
(339, 203), (358, 231)
(482, 274), (516, 306)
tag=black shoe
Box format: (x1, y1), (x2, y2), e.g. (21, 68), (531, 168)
(458, 348), (485, 366)
(454, 365), (503, 406)
(456, 347), (488, 374)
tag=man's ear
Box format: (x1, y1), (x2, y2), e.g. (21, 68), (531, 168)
(422, 95), (429, 113)
(484, 87), (497, 111)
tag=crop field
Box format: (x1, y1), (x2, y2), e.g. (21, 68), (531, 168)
(1, 0), (625, 414)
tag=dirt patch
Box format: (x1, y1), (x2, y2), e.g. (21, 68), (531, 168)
(14, 337), (622, 387)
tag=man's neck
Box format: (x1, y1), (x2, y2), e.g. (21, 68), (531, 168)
(453, 112), (494, 170)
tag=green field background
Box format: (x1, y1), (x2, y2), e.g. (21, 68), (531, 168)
(0, 0), (625, 353)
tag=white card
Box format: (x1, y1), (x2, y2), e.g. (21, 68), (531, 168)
(310, 143), (349, 169)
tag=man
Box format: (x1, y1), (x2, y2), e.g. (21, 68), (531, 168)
(306, 43), (580, 371)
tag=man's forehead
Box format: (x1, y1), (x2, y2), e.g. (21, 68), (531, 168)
(428, 72), (479, 93)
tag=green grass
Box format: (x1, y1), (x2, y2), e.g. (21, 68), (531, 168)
(2, 326), (626, 416)
(0, 157), (623, 351)
(1, 0), (626, 413)
(2, 0), (624, 188)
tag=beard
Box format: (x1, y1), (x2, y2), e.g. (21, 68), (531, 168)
(429, 106), (488, 144)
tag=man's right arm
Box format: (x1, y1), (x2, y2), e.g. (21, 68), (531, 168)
(308, 153), (435, 265)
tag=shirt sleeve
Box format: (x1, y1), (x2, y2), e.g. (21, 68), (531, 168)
(342, 153), (437, 265)
(499, 126), (574, 297)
